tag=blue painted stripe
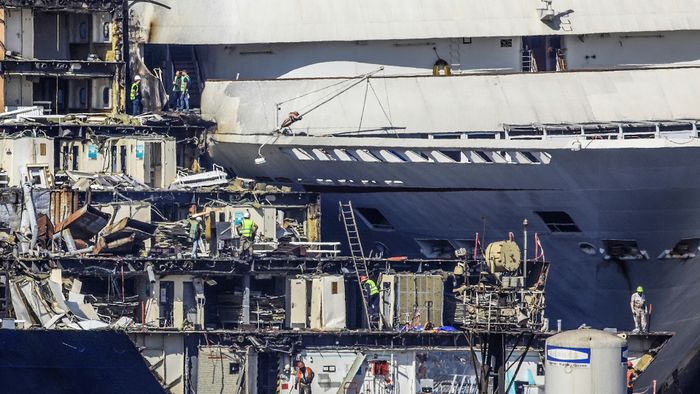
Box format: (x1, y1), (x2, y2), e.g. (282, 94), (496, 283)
(546, 345), (591, 364)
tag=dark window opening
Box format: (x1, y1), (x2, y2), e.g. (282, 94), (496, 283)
(119, 146), (127, 173)
(659, 238), (700, 259)
(535, 211), (580, 233)
(521, 151), (540, 163)
(415, 239), (455, 259)
(602, 239), (647, 260)
(475, 151), (493, 163)
(71, 146), (79, 171)
(439, 150), (462, 162)
(355, 207), (394, 230)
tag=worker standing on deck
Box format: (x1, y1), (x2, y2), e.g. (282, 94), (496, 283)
(130, 76), (142, 115)
(171, 71), (182, 111)
(179, 70), (191, 111)
(295, 361), (314, 394)
(189, 215), (203, 259)
(626, 361), (638, 394)
(236, 211), (257, 260)
(630, 286), (648, 333)
(361, 275), (380, 324)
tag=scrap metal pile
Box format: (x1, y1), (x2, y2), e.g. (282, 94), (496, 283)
(449, 240), (549, 331)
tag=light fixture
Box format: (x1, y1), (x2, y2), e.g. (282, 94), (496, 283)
(254, 155), (266, 165)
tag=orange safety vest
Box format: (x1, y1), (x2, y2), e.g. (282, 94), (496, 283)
(626, 369), (635, 388)
(296, 367), (313, 384)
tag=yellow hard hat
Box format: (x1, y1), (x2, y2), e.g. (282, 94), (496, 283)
(636, 286), (644, 292)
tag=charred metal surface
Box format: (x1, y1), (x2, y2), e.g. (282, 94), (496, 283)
(0, 60), (120, 77)
(0, 114), (214, 137)
(0, 0), (121, 11)
(6, 256), (460, 277)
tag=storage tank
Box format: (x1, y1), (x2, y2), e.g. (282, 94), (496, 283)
(545, 328), (626, 394)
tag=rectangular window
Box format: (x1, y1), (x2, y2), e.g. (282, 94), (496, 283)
(500, 39), (513, 47)
(356, 207), (394, 230)
(331, 281), (338, 294)
(535, 211), (580, 233)
(71, 146), (79, 171)
(39, 143), (46, 156)
(602, 239), (647, 260)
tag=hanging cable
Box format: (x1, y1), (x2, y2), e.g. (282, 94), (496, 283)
(368, 80), (398, 137)
(357, 79), (370, 134)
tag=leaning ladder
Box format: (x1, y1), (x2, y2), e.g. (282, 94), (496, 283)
(339, 201), (372, 330)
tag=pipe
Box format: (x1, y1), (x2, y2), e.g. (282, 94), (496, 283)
(522, 219), (528, 282)
(20, 167), (38, 249)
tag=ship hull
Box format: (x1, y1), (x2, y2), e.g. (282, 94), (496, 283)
(209, 134), (700, 390)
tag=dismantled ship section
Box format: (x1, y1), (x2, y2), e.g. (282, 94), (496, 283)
(0, 0), (687, 393)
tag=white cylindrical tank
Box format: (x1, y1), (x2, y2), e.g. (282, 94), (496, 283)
(545, 328), (627, 394)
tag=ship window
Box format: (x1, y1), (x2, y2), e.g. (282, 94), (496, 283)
(500, 39), (513, 48)
(439, 151), (462, 162)
(658, 238), (700, 259)
(415, 239), (455, 259)
(535, 211), (580, 233)
(521, 151), (540, 163)
(474, 151), (493, 163)
(602, 239), (648, 260)
(355, 207), (394, 230)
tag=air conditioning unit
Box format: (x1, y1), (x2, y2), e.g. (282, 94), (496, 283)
(68, 80), (89, 110)
(92, 13), (112, 44)
(90, 78), (112, 110)
(68, 14), (90, 44)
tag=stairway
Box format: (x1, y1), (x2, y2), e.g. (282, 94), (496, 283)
(169, 45), (203, 108)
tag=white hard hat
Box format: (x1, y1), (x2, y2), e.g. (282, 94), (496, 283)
(134, 75), (142, 81)
(244, 211), (251, 218)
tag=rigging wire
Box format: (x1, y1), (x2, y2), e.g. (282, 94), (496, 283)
(357, 79), (370, 133)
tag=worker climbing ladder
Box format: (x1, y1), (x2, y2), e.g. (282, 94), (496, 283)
(339, 201), (373, 330)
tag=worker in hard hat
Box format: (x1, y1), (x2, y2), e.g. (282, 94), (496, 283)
(130, 75), (143, 115)
(294, 360), (314, 394)
(188, 215), (204, 259)
(626, 361), (638, 394)
(360, 275), (380, 326)
(236, 211), (258, 261)
(630, 286), (648, 333)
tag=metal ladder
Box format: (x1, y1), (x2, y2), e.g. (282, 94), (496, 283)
(339, 201), (373, 330)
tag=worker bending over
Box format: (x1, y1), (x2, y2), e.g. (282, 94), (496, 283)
(295, 361), (314, 394)
(236, 211), (258, 260)
(630, 286), (648, 333)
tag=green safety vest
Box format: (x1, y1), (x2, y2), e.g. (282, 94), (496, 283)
(365, 279), (379, 296)
(240, 218), (255, 238)
(180, 75), (190, 92)
(130, 82), (140, 100)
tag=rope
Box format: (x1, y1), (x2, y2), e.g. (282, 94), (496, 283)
(368, 80), (397, 137)
(357, 80), (370, 133)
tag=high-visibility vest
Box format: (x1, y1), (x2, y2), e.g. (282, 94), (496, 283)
(626, 369), (635, 388)
(296, 367), (314, 384)
(130, 82), (140, 100)
(240, 218), (255, 238)
(180, 75), (190, 92)
(365, 279), (379, 296)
